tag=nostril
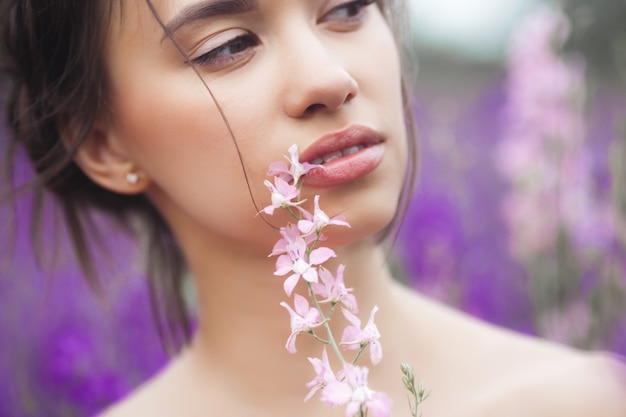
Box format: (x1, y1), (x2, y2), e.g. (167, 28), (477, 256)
(303, 90), (355, 115)
(286, 68), (359, 118)
(305, 103), (325, 114)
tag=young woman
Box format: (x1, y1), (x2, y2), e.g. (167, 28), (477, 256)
(1, 0), (625, 416)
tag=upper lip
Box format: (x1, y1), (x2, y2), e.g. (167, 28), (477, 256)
(299, 124), (384, 164)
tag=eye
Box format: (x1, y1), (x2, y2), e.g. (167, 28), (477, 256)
(191, 31), (259, 70)
(318, 0), (376, 28)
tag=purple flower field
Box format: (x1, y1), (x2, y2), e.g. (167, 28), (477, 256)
(1, 4), (625, 416)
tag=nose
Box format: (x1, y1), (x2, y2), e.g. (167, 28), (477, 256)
(282, 33), (359, 118)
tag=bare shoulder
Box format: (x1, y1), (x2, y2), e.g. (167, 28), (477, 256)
(95, 353), (193, 417)
(392, 284), (626, 416)
(95, 374), (172, 417)
(466, 352), (626, 417)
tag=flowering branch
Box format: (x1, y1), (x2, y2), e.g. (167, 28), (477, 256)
(498, 4), (626, 348)
(401, 363), (429, 417)
(262, 144), (426, 417)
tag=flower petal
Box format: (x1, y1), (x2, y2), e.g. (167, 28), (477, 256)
(309, 247), (336, 265)
(302, 268), (318, 283)
(294, 294), (310, 316)
(320, 381), (352, 408)
(297, 220), (315, 235)
(368, 392), (393, 417)
(370, 340), (383, 365)
(285, 331), (298, 354)
(274, 255), (294, 276)
(283, 274), (300, 297)
(341, 308), (362, 328)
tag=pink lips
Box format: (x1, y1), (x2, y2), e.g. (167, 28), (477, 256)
(300, 125), (385, 188)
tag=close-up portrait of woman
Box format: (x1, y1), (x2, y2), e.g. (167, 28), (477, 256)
(1, 0), (625, 416)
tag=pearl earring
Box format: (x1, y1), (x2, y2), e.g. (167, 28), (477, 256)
(126, 172), (139, 185)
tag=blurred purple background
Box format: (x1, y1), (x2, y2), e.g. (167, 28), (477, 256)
(1, 3), (625, 416)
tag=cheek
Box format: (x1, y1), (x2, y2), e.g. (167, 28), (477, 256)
(358, 16), (406, 140)
(113, 80), (235, 182)
(109, 70), (274, 235)
(366, 37), (408, 171)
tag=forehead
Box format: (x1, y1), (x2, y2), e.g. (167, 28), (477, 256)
(104, 0), (396, 74)
(108, 0), (262, 54)
(111, 0), (261, 30)
(106, 0), (188, 69)
(109, 0), (389, 35)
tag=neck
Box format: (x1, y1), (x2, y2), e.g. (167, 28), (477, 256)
(184, 234), (401, 399)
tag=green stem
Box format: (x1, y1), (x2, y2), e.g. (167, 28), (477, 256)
(327, 301), (337, 320)
(309, 330), (330, 345)
(351, 343), (368, 364)
(308, 282), (346, 366)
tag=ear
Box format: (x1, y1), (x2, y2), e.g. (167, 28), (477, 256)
(70, 114), (150, 195)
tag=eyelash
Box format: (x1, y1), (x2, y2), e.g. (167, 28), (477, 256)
(190, 0), (376, 69)
(320, 0), (376, 25)
(191, 33), (259, 68)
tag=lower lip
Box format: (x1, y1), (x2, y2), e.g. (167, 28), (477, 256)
(301, 143), (385, 187)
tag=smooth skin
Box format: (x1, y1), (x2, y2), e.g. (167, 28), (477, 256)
(75, 0), (626, 416)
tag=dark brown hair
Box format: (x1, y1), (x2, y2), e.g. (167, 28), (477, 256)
(0, 0), (191, 353)
(0, 0), (417, 354)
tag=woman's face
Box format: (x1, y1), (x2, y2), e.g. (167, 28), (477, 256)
(103, 0), (407, 251)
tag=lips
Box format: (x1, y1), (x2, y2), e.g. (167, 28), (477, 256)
(308, 144), (366, 165)
(299, 125), (385, 187)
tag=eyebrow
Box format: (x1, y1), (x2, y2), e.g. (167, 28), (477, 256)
(163, 0), (259, 37)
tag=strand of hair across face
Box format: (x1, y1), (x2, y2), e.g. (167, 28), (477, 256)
(144, 0), (274, 228)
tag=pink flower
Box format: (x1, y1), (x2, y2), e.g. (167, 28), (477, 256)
(274, 237), (336, 296)
(262, 177), (303, 215)
(298, 195), (351, 235)
(305, 348), (336, 402)
(320, 378), (353, 411)
(267, 144), (316, 184)
(341, 306), (382, 365)
(265, 145), (392, 416)
(280, 294), (323, 354)
(269, 223), (316, 257)
(498, 4), (604, 263)
(321, 364), (392, 417)
(312, 265), (358, 313)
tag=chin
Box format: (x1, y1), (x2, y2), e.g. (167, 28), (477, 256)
(323, 198), (401, 248)
(295, 158), (406, 247)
